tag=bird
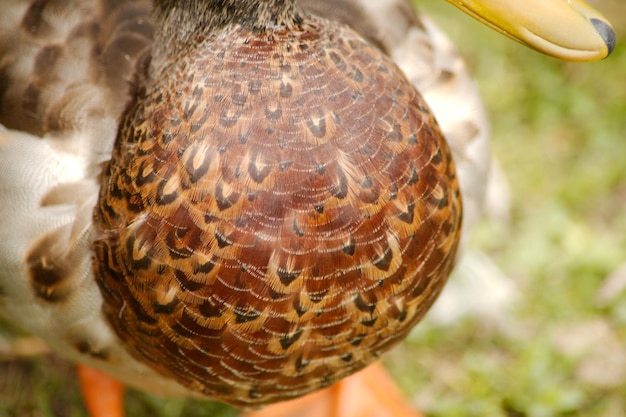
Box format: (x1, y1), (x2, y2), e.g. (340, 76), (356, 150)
(0, 1), (614, 417)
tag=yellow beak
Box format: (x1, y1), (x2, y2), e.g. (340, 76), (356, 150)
(446, 0), (616, 61)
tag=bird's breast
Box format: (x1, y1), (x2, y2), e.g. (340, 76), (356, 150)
(93, 17), (462, 407)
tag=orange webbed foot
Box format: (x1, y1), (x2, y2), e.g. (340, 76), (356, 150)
(243, 362), (424, 417)
(77, 364), (125, 417)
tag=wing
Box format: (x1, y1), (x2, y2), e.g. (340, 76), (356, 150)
(0, 1), (183, 395)
(0, 0), (153, 138)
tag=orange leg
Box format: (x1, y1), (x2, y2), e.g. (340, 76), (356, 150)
(243, 362), (424, 417)
(76, 364), (125, 417)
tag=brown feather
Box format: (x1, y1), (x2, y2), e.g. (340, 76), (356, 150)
(93, 4), (462, 407)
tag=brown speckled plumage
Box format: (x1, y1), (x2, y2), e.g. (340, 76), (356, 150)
(0, 0), (473, 408)
(93, 0), (461, 407)
(0, 0), (154, 137)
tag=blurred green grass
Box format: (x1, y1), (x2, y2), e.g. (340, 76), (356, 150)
(1, 1), (625, 416)
(388, 1), (626, 416)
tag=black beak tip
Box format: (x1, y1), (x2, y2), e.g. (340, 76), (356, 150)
(590, 18), (616, 57)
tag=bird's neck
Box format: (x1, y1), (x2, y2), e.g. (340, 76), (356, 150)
(153, 0), (303, 36)
(151, 0), (304, 74)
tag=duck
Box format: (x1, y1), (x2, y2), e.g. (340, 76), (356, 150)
(0, 1), (614, 417)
